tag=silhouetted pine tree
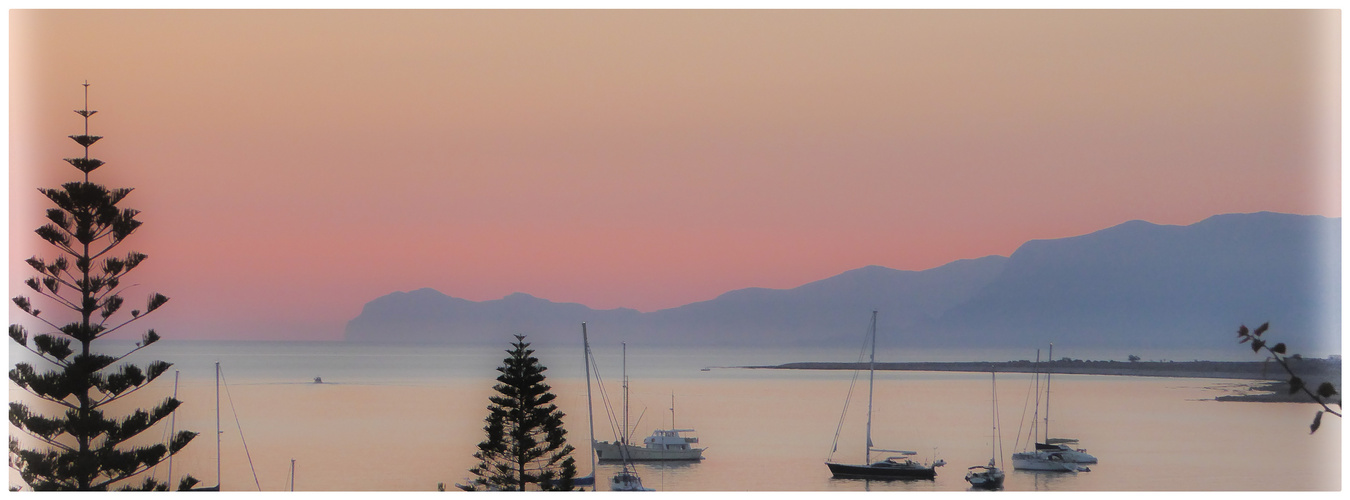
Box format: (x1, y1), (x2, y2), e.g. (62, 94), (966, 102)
(461, 335), (577, 491)
(8, 83), (199, 491)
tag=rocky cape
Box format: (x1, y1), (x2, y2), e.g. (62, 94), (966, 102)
(345, 212), (1340, 355)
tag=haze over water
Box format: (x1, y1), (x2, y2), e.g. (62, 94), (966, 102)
(11, 341), (1335, 491)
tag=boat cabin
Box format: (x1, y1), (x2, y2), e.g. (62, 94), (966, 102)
(642, 429), (699, 450)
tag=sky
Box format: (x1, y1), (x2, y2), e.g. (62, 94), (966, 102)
(5, 9), (1342, 341)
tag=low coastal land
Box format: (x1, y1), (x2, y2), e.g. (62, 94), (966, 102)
(741, 358), (1342, 403)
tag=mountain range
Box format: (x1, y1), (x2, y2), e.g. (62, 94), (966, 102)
(345, 212), (1341, 355)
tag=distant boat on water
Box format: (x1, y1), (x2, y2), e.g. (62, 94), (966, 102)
(1012, 345), (1095, 472)
(965, 369), (1005, 490)
(593, 345), (706, 462)
(825, 311), (943, 480)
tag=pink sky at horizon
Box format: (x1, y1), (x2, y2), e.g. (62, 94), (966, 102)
(6, 10), (1341, 341)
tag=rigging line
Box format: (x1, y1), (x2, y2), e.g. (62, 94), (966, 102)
(993, 370), (1004, 469)
(218, 367), (263, 491)
(588, 352), (624, 443)
(827, 320), (873, 460)
(1013, 369), (1036, 453)
(155, 371), (180, 485)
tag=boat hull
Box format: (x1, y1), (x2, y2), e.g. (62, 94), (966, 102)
(1035, 444), (1097, 464)
(965, 471), (1005, 489)
(827, 462), (936, 480)
(595, 441), (705, 461)
(1011, 452), (1081, 472)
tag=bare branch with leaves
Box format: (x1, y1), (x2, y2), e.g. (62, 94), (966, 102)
(1236, 322), (1341, 433)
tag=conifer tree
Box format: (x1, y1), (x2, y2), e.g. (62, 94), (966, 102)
(8, 83), (199, 491)
(461, 335), (577, 491)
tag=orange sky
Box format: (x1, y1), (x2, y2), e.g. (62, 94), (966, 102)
(6, 10), (1341, 341)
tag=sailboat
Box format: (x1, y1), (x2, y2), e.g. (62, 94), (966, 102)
(606, 342), (653, 491)
(965, 369), (1006, 490)
(581, 334), (653, 491)
(1033, 343), (1096, 464)
(825, 311), (943, 480)
(1011, 345), (1094, 471)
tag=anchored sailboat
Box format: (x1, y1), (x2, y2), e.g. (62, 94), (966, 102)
(825, 311), (942, 480)
(1012, 345), (1095, 472)
(965, 369), (1005, 489)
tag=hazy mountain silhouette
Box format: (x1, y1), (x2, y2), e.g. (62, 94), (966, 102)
(345, 212), (1340, 354)
(923, 212), (1340, 354)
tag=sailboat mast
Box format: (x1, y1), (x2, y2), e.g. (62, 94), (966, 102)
(622, 342), (629, 445)
(865, 310), (877, 465)
(990, 370), (996, 461)
(1045, 343), (1053, 444)
(671, 393), (676, 430)
(1031, 349), (1040, 445)
(167, 371), (179, 485)
(583, 323), (597, 489)
(215, 362), (221, 489)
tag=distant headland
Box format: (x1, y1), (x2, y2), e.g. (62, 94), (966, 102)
(740, 357), (1342, 404)
(740, 357), (1341, 381)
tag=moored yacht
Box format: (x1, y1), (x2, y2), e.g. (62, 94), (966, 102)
(824, 311), (943, 481)
(595, 428), (704, 461)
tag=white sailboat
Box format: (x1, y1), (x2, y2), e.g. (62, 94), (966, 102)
(825, 311), (942, 480)
(1034, 343), (1097, 464)
(965, 369), (1006, 489)
(605, 342), (653, 491)
(1011, 346), (1094, 472)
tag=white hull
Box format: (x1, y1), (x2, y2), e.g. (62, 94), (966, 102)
(1011, 452), (1082, 472)
(1036, 444), (1097, 464)
(594, 441), (705, 461)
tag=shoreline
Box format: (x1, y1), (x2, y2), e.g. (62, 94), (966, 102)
(740, 358), (1340, 380)
(738, 359), (1342, 404)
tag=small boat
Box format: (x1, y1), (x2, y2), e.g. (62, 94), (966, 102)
(609, 466), (653, 491)
(966, 460), (1005, 489)
(313, 376), (323, 384)
(965, 370), (1005, 490)
(825, 311), (942, 481)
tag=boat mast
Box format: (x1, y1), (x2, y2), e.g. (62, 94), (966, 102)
(215, 362), (222, 490)
(1031, 349), (1040, 447)
(1045, 343), (1053, 444)
(622, 342), (629, 446)
(865, 310), (877, 465)
(990, 370), (996, 462)
(670, 392), (676, 430)
(167, 371), (179, 485)
(583, 323), (597, 490)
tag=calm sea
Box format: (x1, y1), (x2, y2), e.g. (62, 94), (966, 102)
(8, 340), (1341, 491)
